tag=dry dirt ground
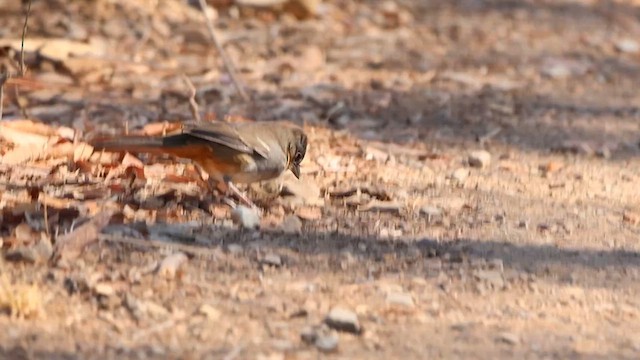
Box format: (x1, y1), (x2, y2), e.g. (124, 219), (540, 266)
(1, 0), (640, 359)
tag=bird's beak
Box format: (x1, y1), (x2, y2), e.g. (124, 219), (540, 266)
(289, 163), (301, 179)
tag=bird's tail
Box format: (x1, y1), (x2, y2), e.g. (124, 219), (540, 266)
(89, 135), (170, 154)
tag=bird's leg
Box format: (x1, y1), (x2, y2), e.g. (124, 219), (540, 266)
(219, 176), (257, 209)
(193, 163), (256, 209)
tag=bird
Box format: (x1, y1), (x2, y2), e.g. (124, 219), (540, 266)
(89, 120), (308, 206)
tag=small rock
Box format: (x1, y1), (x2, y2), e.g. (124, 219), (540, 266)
(451, 167), (469, 183)
(300, 326), (318, 344)
(94, 283), (116, 297)
(280, 215), (302, 234)
(325, 307), (362, 334)
(315, 331), (339, 353)
(364, 145), (390, 162)
(496, 332), (520, 345)
(226, 243), (243, 255)
(199, 304), (221, 320)
(615, 38), (640, 54)
(144, 300), (170, 320)
(231, 206), (261, 229)
(262, 253), (282, 267)
(420, 205), (443, 220)
(540, 57), (590, 79)
(157, 252), (188, 279)
(300, 325), (339, 353)
(468, 150), (491, 168)
(386, 291), (415, 308)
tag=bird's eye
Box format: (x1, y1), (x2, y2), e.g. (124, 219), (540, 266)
(294, 152), (303, 163)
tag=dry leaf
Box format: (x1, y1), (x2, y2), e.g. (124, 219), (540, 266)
(0, 146), (44, 165)
(73, 143), (94, 162)
(0, 126), (51, 147)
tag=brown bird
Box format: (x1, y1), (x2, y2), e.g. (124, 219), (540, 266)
(90, 120), (308, 206)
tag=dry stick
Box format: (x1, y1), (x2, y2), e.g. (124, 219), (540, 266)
(196, 0), (249, 102)
(20, 0), (32, 77)
(0, 71), (7, 121)
(98, 234), (223, 258)
(43, 196), (50, 238)
(181, 74), (202, 123)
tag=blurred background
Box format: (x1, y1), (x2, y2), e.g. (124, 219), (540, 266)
(1, 0), (639, 154)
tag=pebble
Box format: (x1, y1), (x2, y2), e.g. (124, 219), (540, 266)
(300, 325), (339, 353)
(226, 243), (243, 255)
(451, 167), (469, 183)
(231, 206), (261, 229)
(615, 38), (640, 53)
(420, 205), (442, 219)
(199, 304), (221, 320)
(280, 215), (302, 234)
(315, 331), (339, 352)
(468, 150), (491, 168)
(496, 332), (520, 345)
(262, 253), (282, 267)
(325, 307), (362, 334)
(300, 326), (318, 344)
(94, 283), (116, 297)
(385, 291), (415, 308)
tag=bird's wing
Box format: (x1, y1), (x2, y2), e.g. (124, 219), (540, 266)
(182, 121), (258, 155)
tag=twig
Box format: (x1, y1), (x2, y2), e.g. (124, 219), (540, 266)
(477, 127), (502, 145)
(20, 0), (33, 77)
(43, 196), (50, 238)
(0, 70), (7, 121)
(181, 74), (202, 123)
(196, 0), (249, 102)
(14, 85), (28, 119)
(98, 234), (223, 258)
